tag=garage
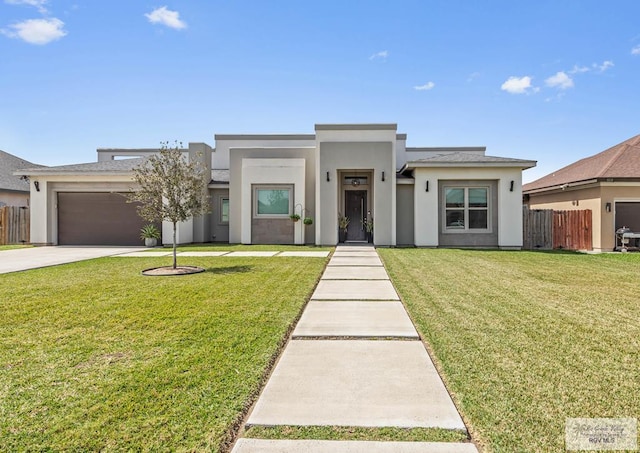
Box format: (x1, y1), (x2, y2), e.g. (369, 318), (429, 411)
(615, 202), (640, 231)
(58, 192), (149, 245)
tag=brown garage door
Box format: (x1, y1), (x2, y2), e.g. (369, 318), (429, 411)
(58, 192), (150, 246)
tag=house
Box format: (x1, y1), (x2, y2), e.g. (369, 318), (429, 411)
(18, 124), (535, 247)
(523, 134), (640, 252)
(0, 150), (42, 207)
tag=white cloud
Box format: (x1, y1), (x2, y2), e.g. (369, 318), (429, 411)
(145, 6), (187, 30)
(569, 64), (590, 74)
(414, 82), (435, 91)
(593, 60), (614, 72)
(5, 0), (48, 13)
(500, 76), (536, 94)
(1, 17), (66, 44)
(632, 45), (640, 55)
(545, 71), (574, 89)
(467, 72), (481, 82)
(369, 50), (388, 60)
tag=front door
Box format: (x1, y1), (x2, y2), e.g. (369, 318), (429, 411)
(345, 190), (366, 241)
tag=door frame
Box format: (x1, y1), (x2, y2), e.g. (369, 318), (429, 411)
(339, 170), (373, 242)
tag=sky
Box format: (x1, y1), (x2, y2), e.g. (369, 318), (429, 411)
(1, 1), (639, 183)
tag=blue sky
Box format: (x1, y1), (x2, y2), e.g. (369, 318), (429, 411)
(1, 1), (639, 182)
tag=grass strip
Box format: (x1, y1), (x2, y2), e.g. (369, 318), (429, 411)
(244, 425), (469, 443)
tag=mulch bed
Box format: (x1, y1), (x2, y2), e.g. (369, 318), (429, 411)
(141, 266), (205, 276)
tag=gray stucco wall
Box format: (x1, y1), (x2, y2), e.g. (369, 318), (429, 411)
(396, 184), (414, 246)
(318, 142), (394, 246)
(210, 188), (229, 242)
(189, 144), (213, 243)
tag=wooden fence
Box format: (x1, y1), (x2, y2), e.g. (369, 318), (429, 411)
(523, 207), (592, 251)
(0, 206), (30, 245)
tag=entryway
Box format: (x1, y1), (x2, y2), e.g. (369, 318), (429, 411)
(345, 190), (366, 241)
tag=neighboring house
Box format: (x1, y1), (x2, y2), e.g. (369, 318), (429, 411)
(523, 134), (640, 252)
(18, 123), (535, 247)
(0, 150), (42, 207)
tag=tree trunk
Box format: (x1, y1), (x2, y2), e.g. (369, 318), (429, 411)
(172, 221), (177, 269)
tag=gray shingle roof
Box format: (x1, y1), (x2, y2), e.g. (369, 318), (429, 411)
(523, 134), (640, 192)
(0, 150), (43, 192)
(16, 157), (147, 176)
(406, 152), (536, 168)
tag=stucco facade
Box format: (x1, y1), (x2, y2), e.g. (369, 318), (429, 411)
(525, 182), (640, 251)
(18, 123), (535, 248)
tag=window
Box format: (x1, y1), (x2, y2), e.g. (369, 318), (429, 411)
(444, 187), (489, 231)
(220, 198), (229, 224)
(254, 186), (292, 218)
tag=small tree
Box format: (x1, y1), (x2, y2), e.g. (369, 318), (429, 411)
(128, 141), (210, 269)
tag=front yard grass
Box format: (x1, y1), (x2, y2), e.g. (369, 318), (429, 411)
(379, 249), (640, 452)
(0, 254), (328, 451)
(0, 244), (32, 251)
(151, 244), (333, 252)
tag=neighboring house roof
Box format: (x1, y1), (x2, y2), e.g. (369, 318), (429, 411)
(524, 134), (640, 192)
(16, 157), (147, 176)
(403, 152), (536, 169)
(0, 150), (43, 192)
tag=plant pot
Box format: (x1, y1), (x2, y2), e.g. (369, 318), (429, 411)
(367, 232), (373, 243)
(338, 230), (347, 243)
(145, 238), (158, 248)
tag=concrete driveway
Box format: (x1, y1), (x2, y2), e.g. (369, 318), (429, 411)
(0, 246), (142, 274)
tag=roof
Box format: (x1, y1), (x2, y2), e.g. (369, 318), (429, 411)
(404, 152), (536, 169)
(0, 150), (43, 192)
(16, 157), (147, 176)
(524, 134), (640, 192)
(210, 169), (230, 184)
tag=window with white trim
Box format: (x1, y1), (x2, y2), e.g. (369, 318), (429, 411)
(220, 197), (229, 224)
(444, 187), (489, 231)
(253, 185), (292, 218)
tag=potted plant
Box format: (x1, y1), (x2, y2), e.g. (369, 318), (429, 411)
(140, 224), (161, 247)
(338, 213), (350, 243)
(364, 217), (374, 243)
(303, 217), (313, 225)
(290, 213), (301, 222)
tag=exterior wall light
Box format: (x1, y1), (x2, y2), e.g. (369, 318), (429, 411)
(425, 181), (429, 192)
(326, 171), (330, 182)
(509, 180), (514, 192)
(34, 181), (40, 192)
(382, 171), (385, 182)
(606, 202), (611, 212)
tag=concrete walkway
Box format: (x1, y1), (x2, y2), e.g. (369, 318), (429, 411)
(233, 245), (477, 453)
(0, 246), (142, 274)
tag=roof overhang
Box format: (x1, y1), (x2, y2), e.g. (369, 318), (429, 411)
(523, 179), (600, 194)
(524, 177), (640, 195)
(404, 160), (537, 170)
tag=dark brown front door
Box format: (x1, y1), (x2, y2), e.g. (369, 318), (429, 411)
(345, 190), (366, 241)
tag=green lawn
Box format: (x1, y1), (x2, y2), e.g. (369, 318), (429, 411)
(0, 244), (32, 251)
(0, 254), (328, 451)
(379, 249), (640, 453)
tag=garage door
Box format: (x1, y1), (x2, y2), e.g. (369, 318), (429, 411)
(58, 192), (150, 246)
(615, 202), (640, 231)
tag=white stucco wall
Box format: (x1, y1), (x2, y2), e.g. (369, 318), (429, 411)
(213, 136), (315, 170)
(413, 167), (525, 248)
(239, 158), (306, 244)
